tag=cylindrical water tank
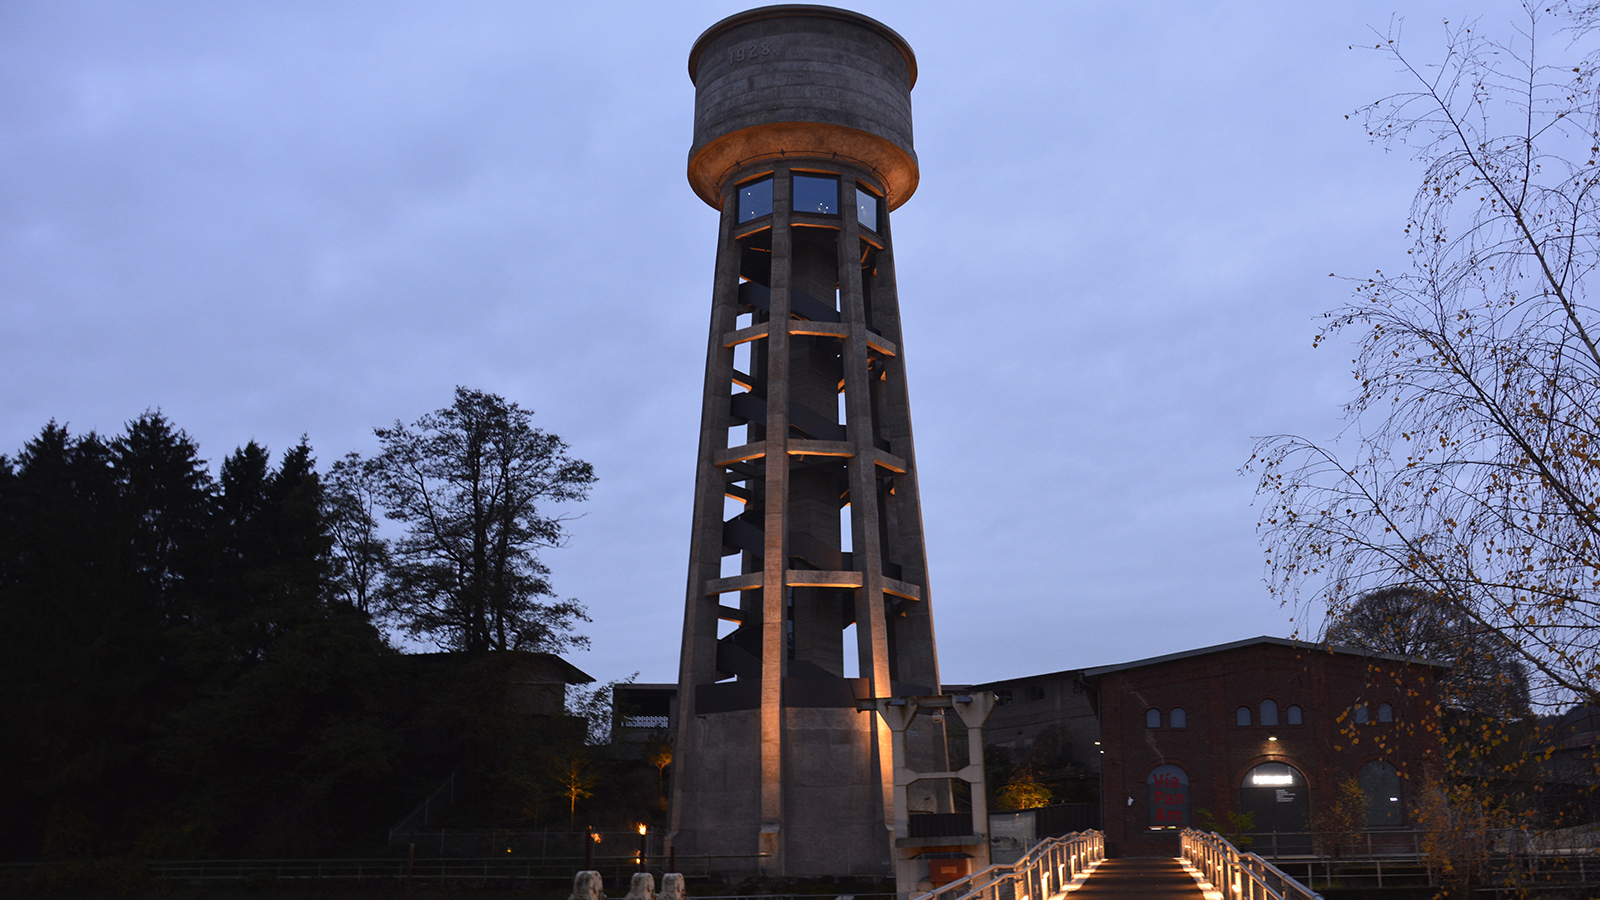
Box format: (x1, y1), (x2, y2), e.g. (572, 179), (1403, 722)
(687, 5), (918, 209)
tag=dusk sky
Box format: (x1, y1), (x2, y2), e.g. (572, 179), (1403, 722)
(1, 2), (1519, 688)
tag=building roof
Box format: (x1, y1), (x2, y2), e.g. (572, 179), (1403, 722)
(957, 670), (1084, 692)
(1078, 635), (1451, 678)
(396, 649), (595, 684)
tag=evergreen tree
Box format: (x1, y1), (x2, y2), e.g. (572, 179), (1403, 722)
(0, 417), (404, 860)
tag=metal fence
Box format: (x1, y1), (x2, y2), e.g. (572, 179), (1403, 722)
(388, 827), (663, 860)
(1240, 828), (1426, 861)
(1218, 827), (1600, 895)
(912, 830), (1103, 900)
(1182, 829), (1322, 900)
(149, 855), (758, 882)
(3, 854), (768, 888)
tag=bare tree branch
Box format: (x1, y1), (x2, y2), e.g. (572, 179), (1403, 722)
(1250, 3), (1600, 709)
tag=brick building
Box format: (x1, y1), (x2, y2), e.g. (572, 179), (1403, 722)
(960, 669), (1100, 774)
(1082, 636), (1446, 857)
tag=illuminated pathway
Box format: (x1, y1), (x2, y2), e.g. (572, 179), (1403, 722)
(1069, 858), (1209, 898)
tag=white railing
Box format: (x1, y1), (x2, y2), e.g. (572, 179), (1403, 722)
(1181, 829), (1322, 900)
(912, 831), (1103, 900)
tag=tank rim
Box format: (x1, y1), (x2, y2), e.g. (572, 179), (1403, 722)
(687, 4), (917, 89)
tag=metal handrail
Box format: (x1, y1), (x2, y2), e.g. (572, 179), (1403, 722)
(913, 830), (1104, 900)
(1181, 829), (1323, 900)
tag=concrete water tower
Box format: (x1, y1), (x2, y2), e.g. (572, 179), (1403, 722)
(669, 5), (950, 878)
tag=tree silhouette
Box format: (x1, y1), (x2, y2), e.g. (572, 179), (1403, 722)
(366, 387), (596, 654)
(325, 452), (389, 614)
(1326, 586), (1530, 721)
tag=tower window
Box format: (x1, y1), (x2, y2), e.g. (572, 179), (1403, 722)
(793, 174), (839, 215)
(1286, 704), (1303, 725)
(1354, 704), (1370, 724)
(1146, 708), (1162, 728)
(856, 187), (880, 231)
(1236, 706), (1252, 727)
(1377, 702), (1394, 723)
(738, 177), (773, 223)
(1170, 707), (1186, 728)
(1260, 699), (1279, 727)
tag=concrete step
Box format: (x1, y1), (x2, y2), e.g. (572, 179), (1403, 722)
(1068, 858), (1207, 898)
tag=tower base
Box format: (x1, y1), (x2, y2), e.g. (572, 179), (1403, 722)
(673, 706), (891, 877)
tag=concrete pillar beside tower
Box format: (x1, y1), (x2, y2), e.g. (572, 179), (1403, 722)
(668, 5), (952, 879)
(870, 693), (997, 894)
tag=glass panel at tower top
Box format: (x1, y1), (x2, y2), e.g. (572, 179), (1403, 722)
(856, 187), (880, 232)
(793, 175), (839, 215)
(737, 177), (773, 223)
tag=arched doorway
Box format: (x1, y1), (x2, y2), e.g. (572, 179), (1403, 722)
(1239, 762), (1310, 855)
(1359, 760), (1403, 826)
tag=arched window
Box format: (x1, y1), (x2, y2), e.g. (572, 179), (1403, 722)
(1377, 702), (1394, 723)
(1148, 764), (1190, 828)
(1170, 707), (1187, 729)
(1146, 708), (1162, 728)
(1359, 760), (1403, 826)
(1286, 705), (1303, 725)
(1236, 706), (1252, 726)
(1260, 699), (1279, 727)
(1243, 762), (1302, 788)
(1353, 704), (1370, 724)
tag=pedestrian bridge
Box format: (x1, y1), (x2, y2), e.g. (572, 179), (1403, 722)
(913, 829), (1321, 900)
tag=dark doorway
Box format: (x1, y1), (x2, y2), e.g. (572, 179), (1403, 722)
(1359, 760), (1404, 827)
(1239, 762), (1311, 855)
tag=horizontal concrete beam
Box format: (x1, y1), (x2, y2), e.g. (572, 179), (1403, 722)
(893, 763), (984, 787)
(873, 449), (909, 473)
(790, 321), (848, 339)
(704, 572), (764, 595)
(722, 321), (770, 347)
(724, 317), (893, 358)
(787, 439), (853, 458)
(716, 441), (767, 466)
(884, 577), (921, 601)
(784, 569), (864, 589)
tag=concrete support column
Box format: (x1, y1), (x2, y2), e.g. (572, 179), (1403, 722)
(758, 170), (794, 869)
